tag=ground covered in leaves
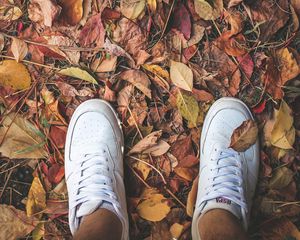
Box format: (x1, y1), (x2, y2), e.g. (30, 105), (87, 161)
(0, 0), (300, 239)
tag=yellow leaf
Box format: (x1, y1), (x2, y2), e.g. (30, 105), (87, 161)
(137, 193), (170, 221)
(143, 64), (169, 79)
(0, 60), (31, 90)
(174, 167), (197, 181)
(26, 177), (46, 218)
(170, 61), (193, 91)
(0, 6), (22, 20)
(170, 223), (184, 239)
(0, 204), (37, 240)
(194, 0), (223, 20)
(32, 223), (44, 240)
(147, 0), (157, 12)
(121, 0), (146, 19)
(11, 38), (28, 62)
(269, 167), (294, 189)
(176, 91), (199, 127)
(0, 113), (47, 159)
(186, 175), (199, 217)
(276, 48), (300, 83)
(58, 67), (98, 84)
(271, 101), (295, 149)
(229, 120), (258, 152)
(133, 161), (151, 180)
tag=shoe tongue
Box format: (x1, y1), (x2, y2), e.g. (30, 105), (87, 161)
(76, 200), (103, 218)
(202, 197), (242, 220)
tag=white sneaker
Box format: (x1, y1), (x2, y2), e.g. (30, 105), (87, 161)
(65, 99), (129, 239)
(192, 97), (259, 239)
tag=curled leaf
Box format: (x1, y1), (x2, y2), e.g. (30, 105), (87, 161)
(230, 119), (258, 152)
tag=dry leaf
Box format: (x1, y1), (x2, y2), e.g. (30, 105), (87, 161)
(0, 204), (37, 240)
(0, 5), (22, 21)
(129, 130), (162, 154)
(143, 140), (170, 156)
(270, 101), (295, 149)
(170, 61), (193, 91)
(91, 55), (117, 73)
(137, 193), (170, 221)
(0, 33), (4, 51)
(120, 69), (152, 98)
(0, 113), (47, 159)
(194, 0), (223, 20)
(186, 175), (199, 217)
(28, 0), (61, 27)
(121, 0), (146, 19)
(170, 223), (184, 239)
(176, 91), (199, 127)
(229, 119), (258, 152)
(269, 167), (294, 190)
(133, 161), (152, 180)
(143, 64), (169, 80)
(0, 60), (31, 90)
(174, 167), (198, 181)
(11, 38), (28, 62)
(147, 0), (157, 12)
(32, 222), (44, 240)
(59, 0), (83, 25)
(26, 176), (47, 217)
(58, 67), (98, 84)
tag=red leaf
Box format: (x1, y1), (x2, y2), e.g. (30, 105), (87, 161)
(48, 164), (65, 184)
(252, 100), (267, 114)
(79, 13), (105, 47)
(178, 154), (199, 168)
(49, 125), (67, 149)
(183, 45), (198, 62)
(172, 3), (192, 40)
(237, 54), (254, 79)
(102, 7), (121, 21)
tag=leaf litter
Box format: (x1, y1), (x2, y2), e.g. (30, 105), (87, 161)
(0, 0), (300, 239)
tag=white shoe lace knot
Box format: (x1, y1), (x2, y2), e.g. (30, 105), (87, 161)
(71, 148), (119, 210)
(201, 148), (247, 211)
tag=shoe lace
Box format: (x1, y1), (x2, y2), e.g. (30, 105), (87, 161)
(71, 148), (120, 210)
(201, 148), (247, 211)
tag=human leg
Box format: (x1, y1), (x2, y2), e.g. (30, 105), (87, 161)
(192, 98), (259, 240)
(65, 99), (129, 240)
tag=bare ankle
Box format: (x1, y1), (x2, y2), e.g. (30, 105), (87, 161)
(198, 209), (248, 240)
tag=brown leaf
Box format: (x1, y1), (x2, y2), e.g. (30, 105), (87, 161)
(59, 0), (83, 25)
(192, 88), (214, 102)
(113, 18), (150, 66)
(186, 175), (199, 217)
(245, 0), (289, 42)
(230, 119), (258, 152)
(49, 125), (67, 149)
(174, 167), (198, 181)
(11, 38), (28, 62)
(79, 13), (105, 47)
(120, 69), (152, 98)
(224, 10), (244, 36)
(129, 130), (162, 155)
(28, 0), (61, 27)
(269, 167), (294, 190)
(0, 204), (37, 240)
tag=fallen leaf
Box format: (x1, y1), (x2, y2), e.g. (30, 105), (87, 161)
(229, 119), (258, 152)
(0, 5), (22, 21)
(224, 10), (244, 36)
(147, 0), (157, 12)
(0, 60), (31, 90)
(170, 223), (184, 239)
(48, 164), (65, 184)
(176, 91), (199, 127)
(143, 140), (170, 156)
(133, 161), (152, 180)
(172, 2), (192, 40)
(59, 0), (83, 25)
(120, 69), (152, 98)
(237, 54), (254, 79)
(79, 13), (105, 47)
(174, 167), (198, 181)
(245, 0), (289, 42)
(270, 101), (295, 149)
(49, 125), (66, 149)
(186, 175), (199, 216)
(192, 88), (214, 102)
(0, 204), (37, 240)
(32, 222), (44, 240)
(120, 0), (146, 20)
(194, 0), (223, 20)
(228, 0), (242, 8)
(28, 0), (61, 27)
(170, 61), (193, 91)
(269, 167), (294, 190)
(129, 130), (162, 154)
(91, 55), (118, 73)
(117, 84), (134, 117)
(0, 113), (47, 159)
(0, 33), (4, 51)
(58, 67), (98, 84)
(26, 176), (47, 217)
(137, 192), (170, 221)
(11, 37), (28, 62)
(143, 64), (170, 80)
(184, 22), (205, 48)
(113, 18), (150, 66)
